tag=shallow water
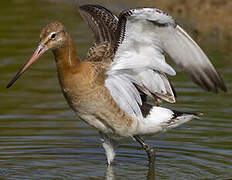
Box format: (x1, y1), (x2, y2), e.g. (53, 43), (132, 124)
(0, 1), (231, 179)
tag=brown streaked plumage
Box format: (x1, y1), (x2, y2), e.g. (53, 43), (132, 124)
(85, 42), (113, 62)
(7, 21), (137, 137)
(7, 4), (227, 167)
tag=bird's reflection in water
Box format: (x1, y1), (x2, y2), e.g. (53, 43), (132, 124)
(104, 163), (155, 180)
(105, 165), (115, 180)
(147, 162), (155, 180)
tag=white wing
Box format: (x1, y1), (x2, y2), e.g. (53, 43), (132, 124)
(105, 7), (226, 118)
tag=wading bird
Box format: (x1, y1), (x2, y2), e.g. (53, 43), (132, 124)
(7, 4), (227, 166)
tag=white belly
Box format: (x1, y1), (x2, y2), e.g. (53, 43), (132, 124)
(78, 113), (114, 134)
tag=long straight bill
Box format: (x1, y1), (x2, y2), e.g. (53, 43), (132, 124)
(6, 44), (46, 88)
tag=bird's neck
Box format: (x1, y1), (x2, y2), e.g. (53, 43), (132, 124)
(53, 33), (80, 75)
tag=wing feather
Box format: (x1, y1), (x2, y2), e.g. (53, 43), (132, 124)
(104, 7), (226, 118)
(160, 25), (227, 92)
(105, 74), (142, 117)
(78, 4), (118, 45)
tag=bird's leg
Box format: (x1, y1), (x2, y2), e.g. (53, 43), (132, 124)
(133, 135), (155, 166)
(100, 132), (118, 165)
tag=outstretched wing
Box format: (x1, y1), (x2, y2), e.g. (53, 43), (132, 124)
(105, 8), (227, 117)
(78, 4), (118, 45)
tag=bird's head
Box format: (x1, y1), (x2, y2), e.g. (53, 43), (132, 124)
(7, 21), (67, 88)
(40, 21), (67, 50)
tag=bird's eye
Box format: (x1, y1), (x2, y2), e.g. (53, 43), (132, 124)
(51, 33), (56, 39)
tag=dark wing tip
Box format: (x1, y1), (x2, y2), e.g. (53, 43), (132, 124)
(204, 67), (227, 93)
(185, 67), (227, 93)
(215, 74), (227, 92)
(172, 110), (203, 119)
(217, 78), (227, 92)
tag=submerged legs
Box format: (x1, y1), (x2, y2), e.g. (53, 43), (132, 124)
(100, 132), (155, 166)
(133, 135), (155, 166)
(105, 164), (116, 180)
(100, 132), (118, 165)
